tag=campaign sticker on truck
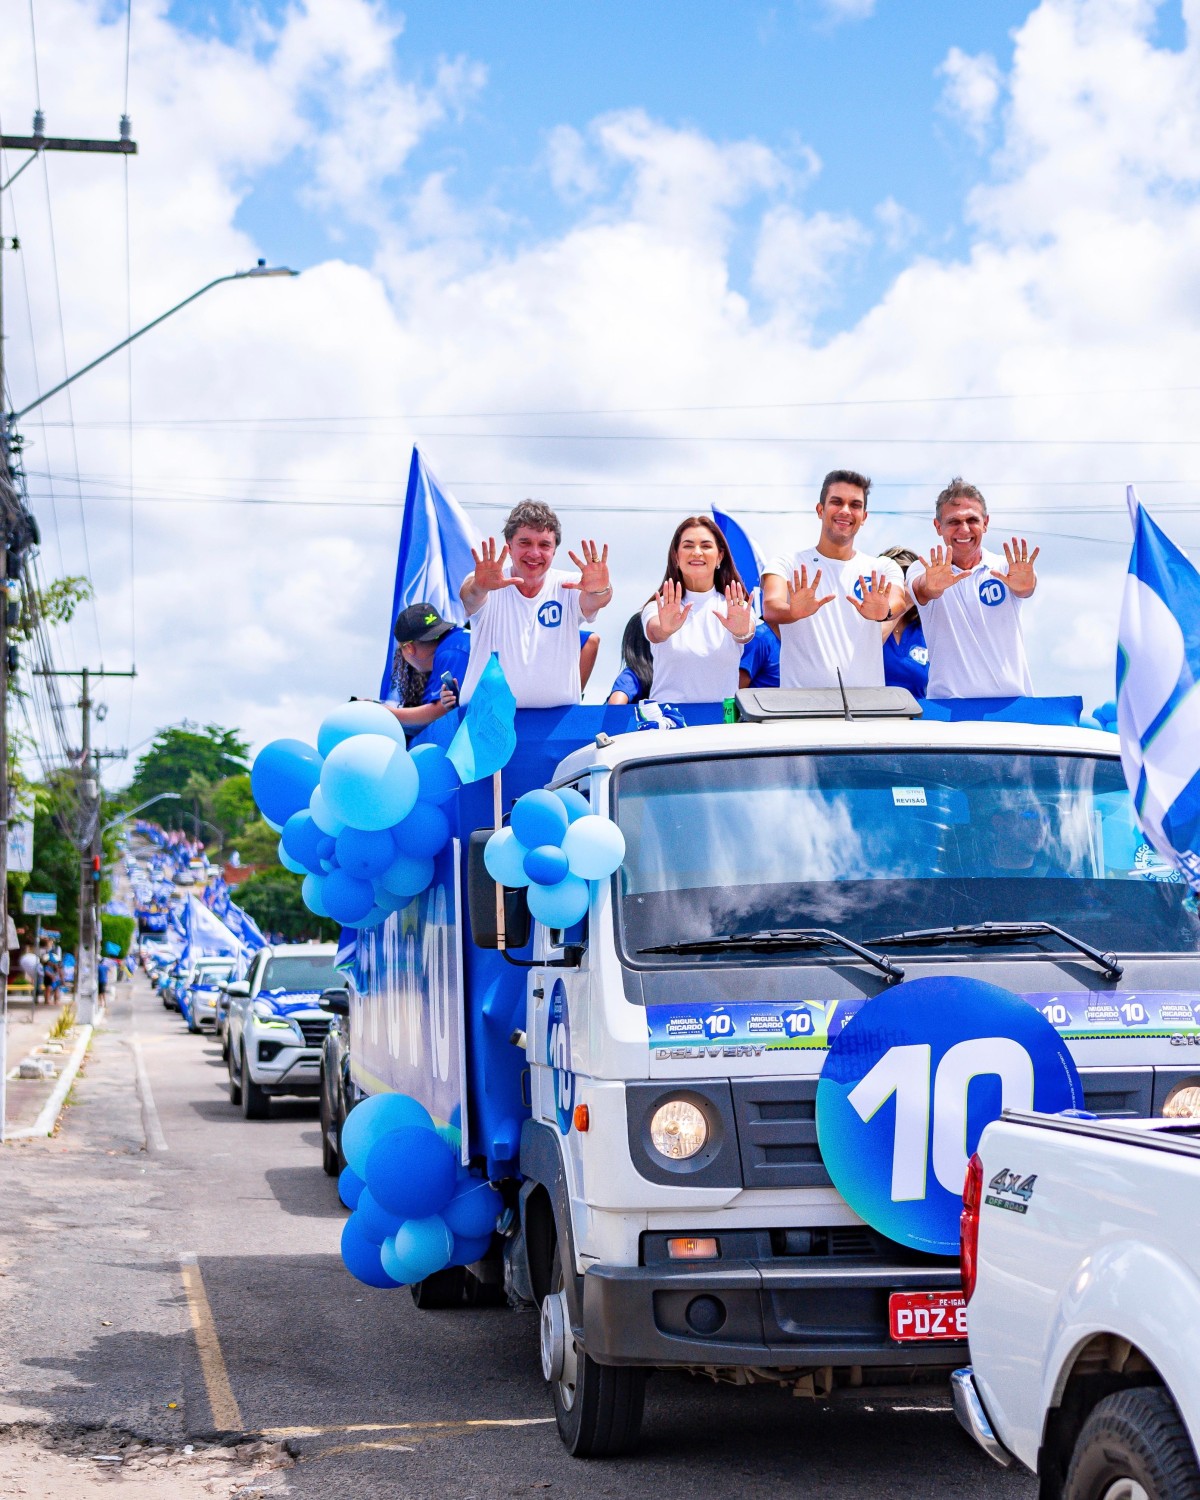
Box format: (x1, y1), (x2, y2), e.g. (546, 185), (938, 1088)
(547, 979), (575, 1136)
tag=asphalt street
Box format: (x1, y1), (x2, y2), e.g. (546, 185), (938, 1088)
(0, 977), (1038, 1499)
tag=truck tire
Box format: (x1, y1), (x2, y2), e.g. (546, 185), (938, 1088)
(1064, 1387), (1200, 1500)
(410, 1267), (466, 1308)
(319, 1084), (339, 1176)
(227, 1044), (242, 1106)
(544, 1246), (645, 1458)
(240, 1048), (270, 1120)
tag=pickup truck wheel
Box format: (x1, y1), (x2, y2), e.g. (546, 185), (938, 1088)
(227, 1043), (242, 1106)
(410, 1267), (466, 1308)
(319, 1084), (338, 1176)
(240, 1048), (270, 1120)
(544, 1246), (644, 1458)
(1065, 1387), (1200, 1500)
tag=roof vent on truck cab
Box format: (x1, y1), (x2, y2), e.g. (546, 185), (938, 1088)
(733, 686), (922, 722)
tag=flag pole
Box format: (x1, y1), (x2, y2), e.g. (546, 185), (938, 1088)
(493, 769), (506, 951)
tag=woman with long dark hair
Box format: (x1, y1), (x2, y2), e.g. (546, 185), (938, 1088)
(607, 613), (654, 704)
(641, 516), (754, 702)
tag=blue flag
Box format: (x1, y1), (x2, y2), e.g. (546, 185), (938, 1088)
(712, 505), (765, 595)
(1117, 485), (1200, 888)
(447, 652), (517, 783)
(379, 446), (479, 697)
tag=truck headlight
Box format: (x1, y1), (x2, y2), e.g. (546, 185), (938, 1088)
(1163, 1083), (1200, 1119)
(649, 1099), (708, 1160)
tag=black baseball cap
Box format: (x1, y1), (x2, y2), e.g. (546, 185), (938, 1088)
(393, 602), (455, 644)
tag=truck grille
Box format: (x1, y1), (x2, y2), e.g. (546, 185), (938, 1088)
(296, 1018), (332, 1049)
(730, 1078), (833, 1189)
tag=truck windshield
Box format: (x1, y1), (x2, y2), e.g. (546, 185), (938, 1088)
(615, 749), (1200, 963)
(261, 955), (341, 992)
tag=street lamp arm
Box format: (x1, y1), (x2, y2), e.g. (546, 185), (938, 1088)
(101, 790), (182, 836)
(8, 265), (298, 423)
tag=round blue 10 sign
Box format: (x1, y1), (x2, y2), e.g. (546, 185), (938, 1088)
(816, 976), (1083, 1254)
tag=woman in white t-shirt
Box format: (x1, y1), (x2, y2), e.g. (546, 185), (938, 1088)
(641, 517), (755, 702)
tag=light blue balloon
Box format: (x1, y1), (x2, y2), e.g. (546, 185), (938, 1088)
(277, 840), (307, 875)
(372, 885), (414, 916)
(392, 801), (451, 860)
(317, 700), (407, 759)
(321, 733), (420, 832)
(483, 827), (531, 887)
(301, 873), (330, 917)
(342, 1093), (433, 1176)
(251, 738), (323, 827)
(309, 785), (346, 836)
(379, 1235), (418, 1285)
(527, 873), (589, 928)
(511, 790), (569, 850)
(555, 786), (591, 823)
(387, 1215), (454, 1282)
(351, 904), (392, 929)
(336, 825), (396, 879)
(411, 744), (461, 805)
(562, 815), (627, 879)
(264, 815), (284, 834)
(377, 848), (435, 898)
(524, 844), (569, 887)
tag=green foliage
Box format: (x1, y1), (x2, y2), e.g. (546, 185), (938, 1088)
(231, 817), (281, 868)
(17, 575), (93, 635)
(129, 724), (249, 818)
(21, 775), (84, 950)
(210, 774), (255, 841)
(101, 913), (136, 958)
(234, 870), (337, 942)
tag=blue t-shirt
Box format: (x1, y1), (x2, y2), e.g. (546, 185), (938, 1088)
(422, 627), (471, 704)
(883, 620), (929, 698)
(739, 623), (780, 688)
(608, 666), (645, 703)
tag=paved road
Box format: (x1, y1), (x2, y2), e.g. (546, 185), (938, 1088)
(0, 978), (1037, 1498)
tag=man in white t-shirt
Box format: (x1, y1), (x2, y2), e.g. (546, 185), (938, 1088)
(459, 500), (613, 707)
(905, 477), (1038, 699)
(761, 469), (906, 688)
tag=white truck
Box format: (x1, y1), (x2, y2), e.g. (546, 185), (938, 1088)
(955, 1110), (1200, 1500)
(350, 691), (1200, 1456)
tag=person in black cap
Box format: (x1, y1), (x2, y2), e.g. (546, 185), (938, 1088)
(385, 603), (470, 731)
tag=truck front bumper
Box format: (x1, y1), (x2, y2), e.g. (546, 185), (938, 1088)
(582, 1259), (967, 1371)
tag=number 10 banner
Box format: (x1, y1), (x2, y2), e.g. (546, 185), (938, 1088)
(816, 976), (1083, 1254)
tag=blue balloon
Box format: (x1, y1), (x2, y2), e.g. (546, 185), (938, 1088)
(263, 815), (284, 834)
(372, 885), (414, 916)
(452, 1233), (494, 1266)
(341, 1214), (401, 1289)
(1094, 699), (1118, 726)
(523, 844), (569, 887)
(387, 1215), (454, 1282)
(483, 827), (531, 887)
(280, 811), (326, 873)
(442, 1178), (503, 1240)
(364, 1124), (457, 1219)
(309, 785), (346, 836)
(411, 744), (461, 805)
(391, 801), (450, 859)
(338, 1165), (365, 1210)
(527, 873), (590, 929)
(251, 739), (323, 827)
(377, 849), (435, 899)
(555, 786), (591, 823)
(511, 790), (569, 850)
(342, 1093), (434, 1176)
(379, 1235), (417, 1286)
(321, 734), (420, 833)
(350, 904), (392, 929)
(317, 836), (336, 861)
(355, 1188), (402, 1245)
(336, 826), (397, 879)
(301, 873), (330, 918)
(562, 815), (627, 879)
(322, 868), (376, 925)
(277, 840), (307, 875)
(317, 700), (407, 759)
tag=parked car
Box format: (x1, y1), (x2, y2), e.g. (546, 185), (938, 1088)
(318, 988), (356, 1175)
(179, 957), (237, 1034)
(225, 944), (347, 1120)
(955, 1108), (1200, 1498)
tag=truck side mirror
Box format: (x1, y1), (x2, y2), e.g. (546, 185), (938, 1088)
(467, 828), (531, 950)
(224, 980), (250, 999)
(319, 988), (350, 1016)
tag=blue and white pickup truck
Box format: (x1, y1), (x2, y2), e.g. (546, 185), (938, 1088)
(956, 1110), (1200, 1499)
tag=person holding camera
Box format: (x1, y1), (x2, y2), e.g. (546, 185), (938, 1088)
(385, 602), (469, 730)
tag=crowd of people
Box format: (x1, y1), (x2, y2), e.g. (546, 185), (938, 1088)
(381, 473), (1038, 716)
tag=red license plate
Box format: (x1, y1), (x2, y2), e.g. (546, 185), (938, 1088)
(888, 1290), (967, 1343)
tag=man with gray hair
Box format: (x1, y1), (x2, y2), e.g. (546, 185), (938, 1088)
(459, 499), (612, 706)
(905, 478), (1039, 699)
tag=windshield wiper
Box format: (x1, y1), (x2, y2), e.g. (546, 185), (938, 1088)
(639, 927), (904, 983)
(864, 921), (1123, 981)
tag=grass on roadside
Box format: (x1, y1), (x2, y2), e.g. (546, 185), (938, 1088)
(48, 1004), (76, 1041)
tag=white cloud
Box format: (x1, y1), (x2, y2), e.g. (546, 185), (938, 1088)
(874, 196), (920, 252)
(821, 0), (877, 21)
(752, 206), (870, 318)
(938, 46), (1002, 144)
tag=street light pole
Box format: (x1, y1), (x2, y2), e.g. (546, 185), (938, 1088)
(100, 791), (182, 837)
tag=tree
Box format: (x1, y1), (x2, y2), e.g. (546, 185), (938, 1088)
(232, 817), (281, 868)
(128, 725), (249, 823)
(235, 870), (337, 942)
(210, 774), (255, 841)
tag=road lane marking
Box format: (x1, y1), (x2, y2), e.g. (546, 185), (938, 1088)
(179, 1253), (242, 1432)
(264, 1418), (555, 1439)
(130, 1034), (168, 1152)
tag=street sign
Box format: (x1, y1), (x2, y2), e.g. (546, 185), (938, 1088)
(22, 892), (57, 916)
(7, 790), (34, 874)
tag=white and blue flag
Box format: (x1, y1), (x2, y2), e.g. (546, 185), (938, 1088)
(711, 504), (765, 596)
(379, 446), (479, 698)
(1118, 485), (1200, 887)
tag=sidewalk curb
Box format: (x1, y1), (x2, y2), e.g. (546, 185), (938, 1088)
(3, 1024), (94, 1140)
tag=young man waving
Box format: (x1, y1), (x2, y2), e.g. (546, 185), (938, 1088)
(459, 500), (613, 707)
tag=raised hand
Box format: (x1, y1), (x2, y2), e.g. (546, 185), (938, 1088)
(654, 578), (692, 638)
(563, 539), (611, 595)
(846, 570), (892, 622)
(917, 545), (972, 601)
(715, 581), (754, 639)
(787, 564), (836, 621)
(998, 537), (1039, 597)
(470, 537), (520, 592)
